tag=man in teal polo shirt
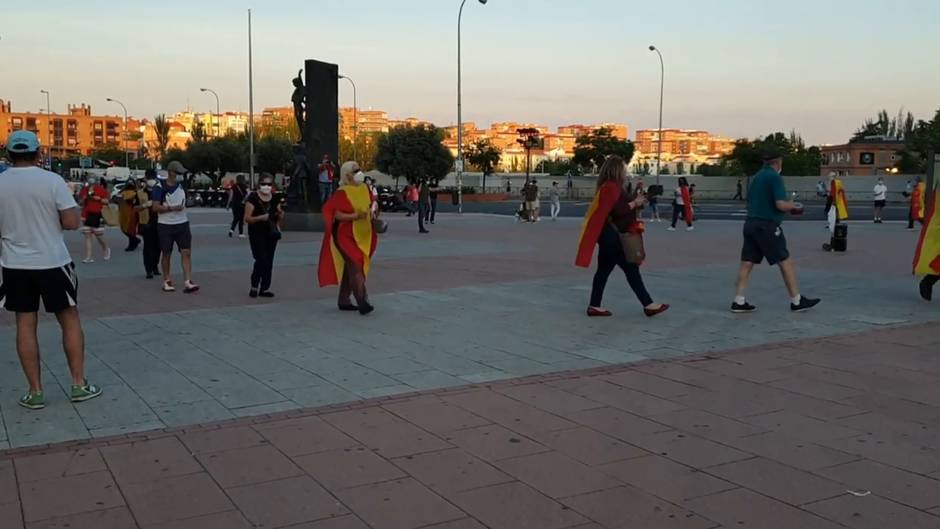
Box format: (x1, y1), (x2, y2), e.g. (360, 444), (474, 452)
(731, 147), (820, 313)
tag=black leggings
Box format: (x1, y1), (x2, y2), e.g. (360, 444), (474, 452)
(249, 229), (278, 291)
(671, 202), (691, 228)
(141, 223), (160, 275)
(590, 225), (653, 308)
(231, 205), (245, 234)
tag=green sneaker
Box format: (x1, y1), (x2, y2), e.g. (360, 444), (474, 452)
(70, 381), (102, 403)
(19, 391), (45, 410)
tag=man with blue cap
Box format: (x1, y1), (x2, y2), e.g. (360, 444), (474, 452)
(0, 131), (102, 410)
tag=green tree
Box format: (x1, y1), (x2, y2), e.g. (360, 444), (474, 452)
(572, 127), (635, 171)
(190, 122), (208, 143)
(898, 108), (940, 173)
(375, 125), (454, 184)
(340, 132), (383, 171)
(725, 131), (820, 177)
(255, 136), (293, 175)
(852, 108), (915, 141)
(465, 139), (502, 191)
(90, 142), (125, 165)
(675, 162), (685, 175)
(154, 114), (171, 159)
(185, 140), (221, 182)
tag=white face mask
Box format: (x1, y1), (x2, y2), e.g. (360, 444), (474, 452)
(353, 171), (366, 184)
(146, 179), (157, 187)
(259, 185), (272, 194)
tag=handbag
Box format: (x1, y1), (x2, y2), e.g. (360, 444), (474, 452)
(372, 218), (389, 234)
(620, 231), (645, 264)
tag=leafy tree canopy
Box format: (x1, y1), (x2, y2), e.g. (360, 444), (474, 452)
(375, 124), (454, 183)
(572, 128), (635, 169)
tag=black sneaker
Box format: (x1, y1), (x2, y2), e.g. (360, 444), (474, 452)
(790, 296), (821, 312)
(259, 291), (275, 298)
(249, 288), (259, 298)
(359, 303), (375, 316)
(731, 301), (757, 313)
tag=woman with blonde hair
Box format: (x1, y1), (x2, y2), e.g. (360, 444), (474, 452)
(318, 161), (378, 315)
(576, 155), (668, 317)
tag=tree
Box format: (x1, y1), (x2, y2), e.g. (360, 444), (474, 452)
(190, 121), (208, 143)
(340, 132), (383, 171)
(572, 127), (635, 171)
(255, 136), (293, 175)
(154, 114), (171, 159)
(90, 142), (125, 165)
(852, 108), (915, 141)
(375, 124), (454, 184)
(898, 108), (940, 173)
(675, 162), (685, 175)
(465, 139), (502, 191)
(185, 140), (221, 183)
(724, 131), (820, 177)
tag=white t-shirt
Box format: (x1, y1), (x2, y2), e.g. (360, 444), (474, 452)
(674, 187), (685, 206)
(873, 184), (887, 201)
(0, 166), (78, 269)
(156, 183), (188, 225)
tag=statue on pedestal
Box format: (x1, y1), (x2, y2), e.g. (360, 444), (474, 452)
(291, 69), (306, 143)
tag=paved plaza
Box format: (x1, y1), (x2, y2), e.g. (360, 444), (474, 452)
(0, 211), (938, 528)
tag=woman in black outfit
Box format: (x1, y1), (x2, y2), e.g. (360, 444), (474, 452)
(244, 174), (283, 298)
(584, 156), (669, 318)
(228, 175), (248, 238)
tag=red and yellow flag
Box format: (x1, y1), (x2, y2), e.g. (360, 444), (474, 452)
(318, 183), (377, 287)
(681, 185), (694, 223)
(912, 181), (927, 222)
(913, 185), (939, 276)
(830, 178), (849, 221)
(576, 181), (621, 267)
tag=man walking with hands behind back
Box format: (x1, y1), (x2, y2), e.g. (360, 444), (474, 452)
(152, 161), (199, 294)
(0, 131), (102, 410)
(731, 147), (820, 313)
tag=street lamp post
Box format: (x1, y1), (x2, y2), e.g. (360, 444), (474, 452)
(200, 88), (221, 138)
(457, 0), (488, 214)
(338, 75), (358, 161)
(106, 98), (130, 168)
(649, 45), (664, 184)
(40, 89), (51, 168)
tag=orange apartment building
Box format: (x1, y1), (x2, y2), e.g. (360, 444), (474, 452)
(1, 99), (141, 160)
(635, 128), (734, 163)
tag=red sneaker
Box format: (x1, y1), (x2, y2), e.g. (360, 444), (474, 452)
(644, 304), (670, 317)
(586, 307), (613, 317)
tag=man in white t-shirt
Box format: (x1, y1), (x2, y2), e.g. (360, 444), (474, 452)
(152, 160), (199, 293)
(0, 131), (102, 410)
(873, 177), (888, 224)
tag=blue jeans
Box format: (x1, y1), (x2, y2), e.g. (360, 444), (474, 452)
(319, 182), (332, 205)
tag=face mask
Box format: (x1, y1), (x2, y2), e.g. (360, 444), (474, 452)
(146, 179), (157, 187)
(353, 171), (366, 184)
(259, 185), (272, 194)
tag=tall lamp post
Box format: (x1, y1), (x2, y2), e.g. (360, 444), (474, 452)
(199, 88), (221, 138)
(40, 89), (51, 168)
(338, 75), (358, 161)
(457, 0), (488, 214)
(105, 98), (130, 168)
(649, 45), (664, 184)
(247, 8), (256, 187)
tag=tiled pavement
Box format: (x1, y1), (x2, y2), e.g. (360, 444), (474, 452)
(1, 323), (939, 528)
(0, 212), (938, 527)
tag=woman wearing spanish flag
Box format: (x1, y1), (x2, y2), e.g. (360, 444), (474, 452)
(576, 155), (669, 318)
(318, 161), (377, 315)
(913, 176), (938, 301)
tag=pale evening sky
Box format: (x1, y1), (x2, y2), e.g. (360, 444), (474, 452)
(3, 0), (938, 145)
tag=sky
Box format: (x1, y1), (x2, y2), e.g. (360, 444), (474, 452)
(3, 0), (938, 145)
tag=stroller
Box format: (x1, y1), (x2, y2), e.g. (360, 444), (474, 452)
(515, 201), (528, 222)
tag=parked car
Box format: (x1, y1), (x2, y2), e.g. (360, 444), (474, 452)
(375, 185), (407, 212)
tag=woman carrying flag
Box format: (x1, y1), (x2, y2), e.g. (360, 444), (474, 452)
(913, 176), (938, 301)
(668, 177), (694, 231)
(576, 155), (669, 318)
(318, 161), (378, 315)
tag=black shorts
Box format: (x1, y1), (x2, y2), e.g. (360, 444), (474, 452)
(741, 218), (789, 266)
(83, 213), (103, 230)
(1, 264), (79, 313)
(158, 222), (193, 253)
(874, 200), (886, 208)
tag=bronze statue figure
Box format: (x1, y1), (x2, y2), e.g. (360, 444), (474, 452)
(291, 69), (306, 142)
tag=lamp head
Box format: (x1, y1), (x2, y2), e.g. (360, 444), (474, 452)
(648, 45), (656, 51)
(106, 98), (113, 102)
(200, 88), (208, 92)
(479, 0), (487, 4)
(339, 75), (347, 79)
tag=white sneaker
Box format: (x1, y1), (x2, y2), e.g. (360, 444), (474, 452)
(82, 258), (94, 264)
(103, 248), (111, 261)
(162, 280), (176, 292)
(238, 234), (247, 239)
(687, 226), (695, 231)
(667, 227), (676, 232)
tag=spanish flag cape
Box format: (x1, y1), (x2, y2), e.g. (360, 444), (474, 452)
(576, 181), (622, 267)
(912, 181), (927, 222)
(830, 178), (849, 221)
(680, 185), (694, 223)
(318, 183), (377, 287)
(913, 184), (939, 276)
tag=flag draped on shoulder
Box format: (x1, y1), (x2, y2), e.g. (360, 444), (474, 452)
(318, 184), (377, 287)
(831, 178), (849, 221)
(913, 184), (939, 276)
(681, 186), (694, 223)
(576, 181), (622, 267)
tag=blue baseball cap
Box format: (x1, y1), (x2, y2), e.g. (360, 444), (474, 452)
(6, 130), (41, 153)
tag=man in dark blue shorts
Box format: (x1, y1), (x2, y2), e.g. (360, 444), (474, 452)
(731, 148), (820, 313)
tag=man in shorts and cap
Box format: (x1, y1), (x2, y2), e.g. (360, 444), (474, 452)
(0, 131), (102, 409)
(731, 146), (820, 313)
(152, 160), (199, 293)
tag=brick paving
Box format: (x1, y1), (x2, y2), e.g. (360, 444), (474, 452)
(1, 323), (938, 528)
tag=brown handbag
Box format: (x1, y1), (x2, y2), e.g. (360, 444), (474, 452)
(620, 232), (645, 264)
